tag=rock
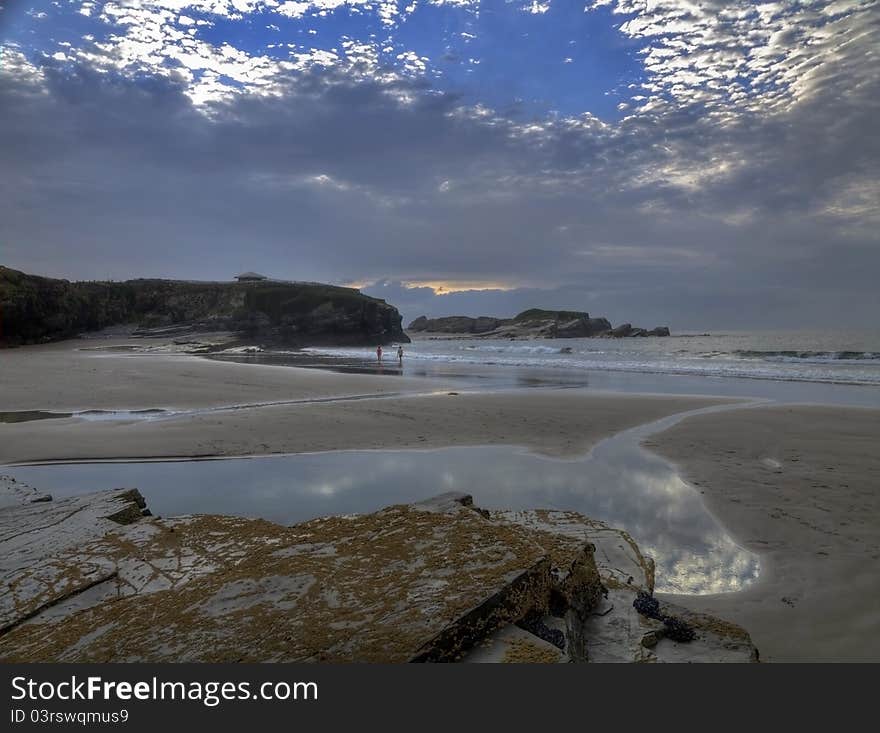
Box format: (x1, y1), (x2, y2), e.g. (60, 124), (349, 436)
(0, 479), (150, 633)
(405, 309), (667, 340)
(606, 324), (668, 337)
(554, 316), (613, 338)
(406, 310), (617, 340)
(0, 486), (556, 663)
(407, 315), (504, 335)
(586, 317), (613, 335)
(411, 490), (475, 511)
(581, 588), (756, 662)
(513, 308), (589, 324)
(0, 479), (756, 663)
(461, 624), (568, 663)
(486, 509), (756, 662)
(472, 316), (502, 334)
(490, 509), (655, 592)
(554, 319), (590, 338)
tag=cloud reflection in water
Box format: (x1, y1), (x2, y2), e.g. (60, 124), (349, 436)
(8, 441), (758, 594)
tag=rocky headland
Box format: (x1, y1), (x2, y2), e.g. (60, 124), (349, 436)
(0, 475), (756, 663)
(0, 266), (408, 347)
(408, 309), (669, 339)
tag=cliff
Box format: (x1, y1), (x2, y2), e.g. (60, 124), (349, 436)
(408, 309), (669, 339)
(0, 266), (408, 347)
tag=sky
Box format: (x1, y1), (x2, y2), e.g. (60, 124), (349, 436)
(0, 0), (878, 329)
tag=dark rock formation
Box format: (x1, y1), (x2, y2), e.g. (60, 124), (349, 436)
(0, 266), (408, 347)
(407, 308), (668, 339)
(587, 317), (613, 334)
(407, 314), (504, 334)
(607, 323), (670, 338)
(512, 308), (589, 323)
(472, 316), (502, 334)
(556, 316), (613, 338)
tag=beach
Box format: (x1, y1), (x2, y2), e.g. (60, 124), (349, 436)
(649, 406), (880, 662)
(0, 337), (733, 464)
(0, 338), (434, 412)
(2, 337), (879, 661)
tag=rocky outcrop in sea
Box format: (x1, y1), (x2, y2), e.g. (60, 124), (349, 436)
(408, 309), (669, 339)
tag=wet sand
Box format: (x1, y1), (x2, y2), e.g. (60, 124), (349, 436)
(648, 405), (880, 662)
(0, 338), (435, 412)
(0, 338), (731, 464)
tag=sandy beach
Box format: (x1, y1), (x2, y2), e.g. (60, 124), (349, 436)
(0, 339), (728, 463)
(2, 339), (879, 661)
(648, 406), (880, 662)
(0, 339), (437, 411)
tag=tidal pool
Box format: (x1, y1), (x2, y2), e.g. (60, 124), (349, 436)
(0, 411), (73, 424)
(0, 409), (168, 424)
(6, 411), (759, 595)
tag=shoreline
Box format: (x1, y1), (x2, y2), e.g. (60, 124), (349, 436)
(0, 338), (442, 413)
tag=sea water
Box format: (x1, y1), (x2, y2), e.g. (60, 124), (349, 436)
(210, 329), (880, 406)
(308, 330), (880, 386)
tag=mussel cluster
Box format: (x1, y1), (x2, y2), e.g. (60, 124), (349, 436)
(517, 614), (566, 651)
(633, 591), (696, 643)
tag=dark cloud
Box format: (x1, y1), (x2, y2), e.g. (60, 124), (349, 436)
(0, 11), (878, 330)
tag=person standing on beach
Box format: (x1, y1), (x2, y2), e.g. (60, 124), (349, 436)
(376, 345), (383, 362)
(397, 345), (404, 364)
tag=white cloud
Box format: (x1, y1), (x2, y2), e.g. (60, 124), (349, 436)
(396, 50), (427, 73)
(593, 0), (878, 122)
(524, 1), (550, 14)
(275, 1), (399, 26)
(0, 47), (47, 89)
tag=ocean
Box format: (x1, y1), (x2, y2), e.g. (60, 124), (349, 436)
(207, 329), (880, 407)
(377, 330), (880, 384)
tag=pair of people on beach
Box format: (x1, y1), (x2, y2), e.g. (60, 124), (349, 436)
(377, 345), (404, 363)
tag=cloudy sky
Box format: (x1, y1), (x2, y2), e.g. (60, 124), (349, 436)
(1, 1), (877, 328)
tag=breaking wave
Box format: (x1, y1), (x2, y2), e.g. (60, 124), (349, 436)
(730, 350), (880, 362)
(301, 342), (880, 386)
